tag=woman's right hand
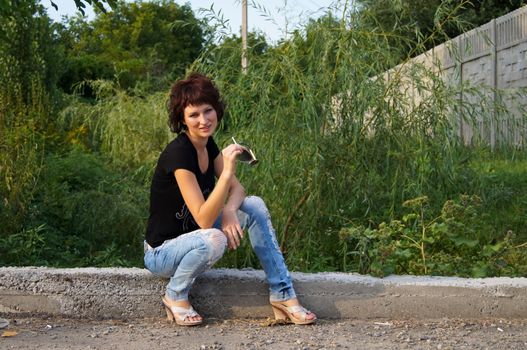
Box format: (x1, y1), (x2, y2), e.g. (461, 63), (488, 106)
(221, 144), (245, 176)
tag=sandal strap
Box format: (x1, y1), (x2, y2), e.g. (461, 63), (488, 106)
(283, 305), (312, 321)
(285, 305), (309, 314)
(170, 306), (199, 321)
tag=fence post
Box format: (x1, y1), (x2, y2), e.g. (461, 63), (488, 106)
(490, 19), (497, 149)
(457, 36), (465, 144)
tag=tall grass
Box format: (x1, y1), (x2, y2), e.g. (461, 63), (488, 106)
(0, 80), (46, 236)
(186, 1), (526, 272)
(59, 80), (173, 170)
(183, 3), (467, 270)
(11, 1), (525, 275)
(0, 1), (51, 238)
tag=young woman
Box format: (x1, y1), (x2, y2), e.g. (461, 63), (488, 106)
(144, 73), (316, 326)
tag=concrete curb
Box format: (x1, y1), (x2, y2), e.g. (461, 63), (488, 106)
(1, 267), (526, 319)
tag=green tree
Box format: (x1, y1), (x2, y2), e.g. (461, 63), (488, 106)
(57, 0), (206, 94)
(204, 31), (269, 75)
(457, 0), (526, 28)
(357, 0), (456, 59)
(0, 1), (118, 17)
(0, 1), (62, 103)
(49, 0), (118, 15)
(356, 0), (526, 60)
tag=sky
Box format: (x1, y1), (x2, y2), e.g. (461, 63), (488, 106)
(44, 0), (340, 43)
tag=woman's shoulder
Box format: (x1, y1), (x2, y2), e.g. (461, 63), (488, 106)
(156, 134), (193, 166)
(156, 134), (196, 172)
(165, 133), (192, 152)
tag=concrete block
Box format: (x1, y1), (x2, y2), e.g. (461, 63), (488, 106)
(0, 267), (526, 320)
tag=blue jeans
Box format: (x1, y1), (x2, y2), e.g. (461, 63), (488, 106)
(144, 196), (296, 302)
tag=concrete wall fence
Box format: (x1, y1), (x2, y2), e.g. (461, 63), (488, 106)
(386, 5), (527, 147)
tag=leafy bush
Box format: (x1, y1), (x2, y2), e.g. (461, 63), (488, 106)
(0, 147), (148, 267)
(0, 225), (48, 266)
(187, 3), (527, 275)
(339, 195), (527, 277)
(185, 3), (482, 272)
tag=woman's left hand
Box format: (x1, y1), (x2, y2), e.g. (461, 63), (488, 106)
(221, 210), (244, 250)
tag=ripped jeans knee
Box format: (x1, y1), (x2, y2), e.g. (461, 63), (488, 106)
(143, 228), (227, 301)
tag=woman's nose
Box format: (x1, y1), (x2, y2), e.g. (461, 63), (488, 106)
(198, 114), (208, 123)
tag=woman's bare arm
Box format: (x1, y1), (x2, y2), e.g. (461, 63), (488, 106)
(174, 143), (244, 230)
(213, 153), (246, 249)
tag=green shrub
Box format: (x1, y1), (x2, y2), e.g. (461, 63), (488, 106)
(6, 147), (149, 267)
(339, 195), (527, 277)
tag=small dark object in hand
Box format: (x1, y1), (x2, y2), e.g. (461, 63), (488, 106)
(232, 137), (258, 166)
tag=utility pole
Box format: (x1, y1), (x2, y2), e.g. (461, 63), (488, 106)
(241, 0), (248, 74)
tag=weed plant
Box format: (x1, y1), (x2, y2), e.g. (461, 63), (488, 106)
(339, 194), (527, 277)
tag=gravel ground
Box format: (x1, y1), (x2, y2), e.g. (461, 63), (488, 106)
(1, 316), (526, 349)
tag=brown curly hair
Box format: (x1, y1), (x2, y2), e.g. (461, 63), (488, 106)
(167, 73), (225, 133)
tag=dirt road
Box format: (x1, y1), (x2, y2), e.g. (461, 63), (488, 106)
(1, 316), (526, 349)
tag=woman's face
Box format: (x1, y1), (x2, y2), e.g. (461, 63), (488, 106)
(183, 103), (218, 139)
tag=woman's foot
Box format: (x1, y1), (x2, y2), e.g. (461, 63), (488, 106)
(162, 295), (203, 326)
(270, 298), (316, 325)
